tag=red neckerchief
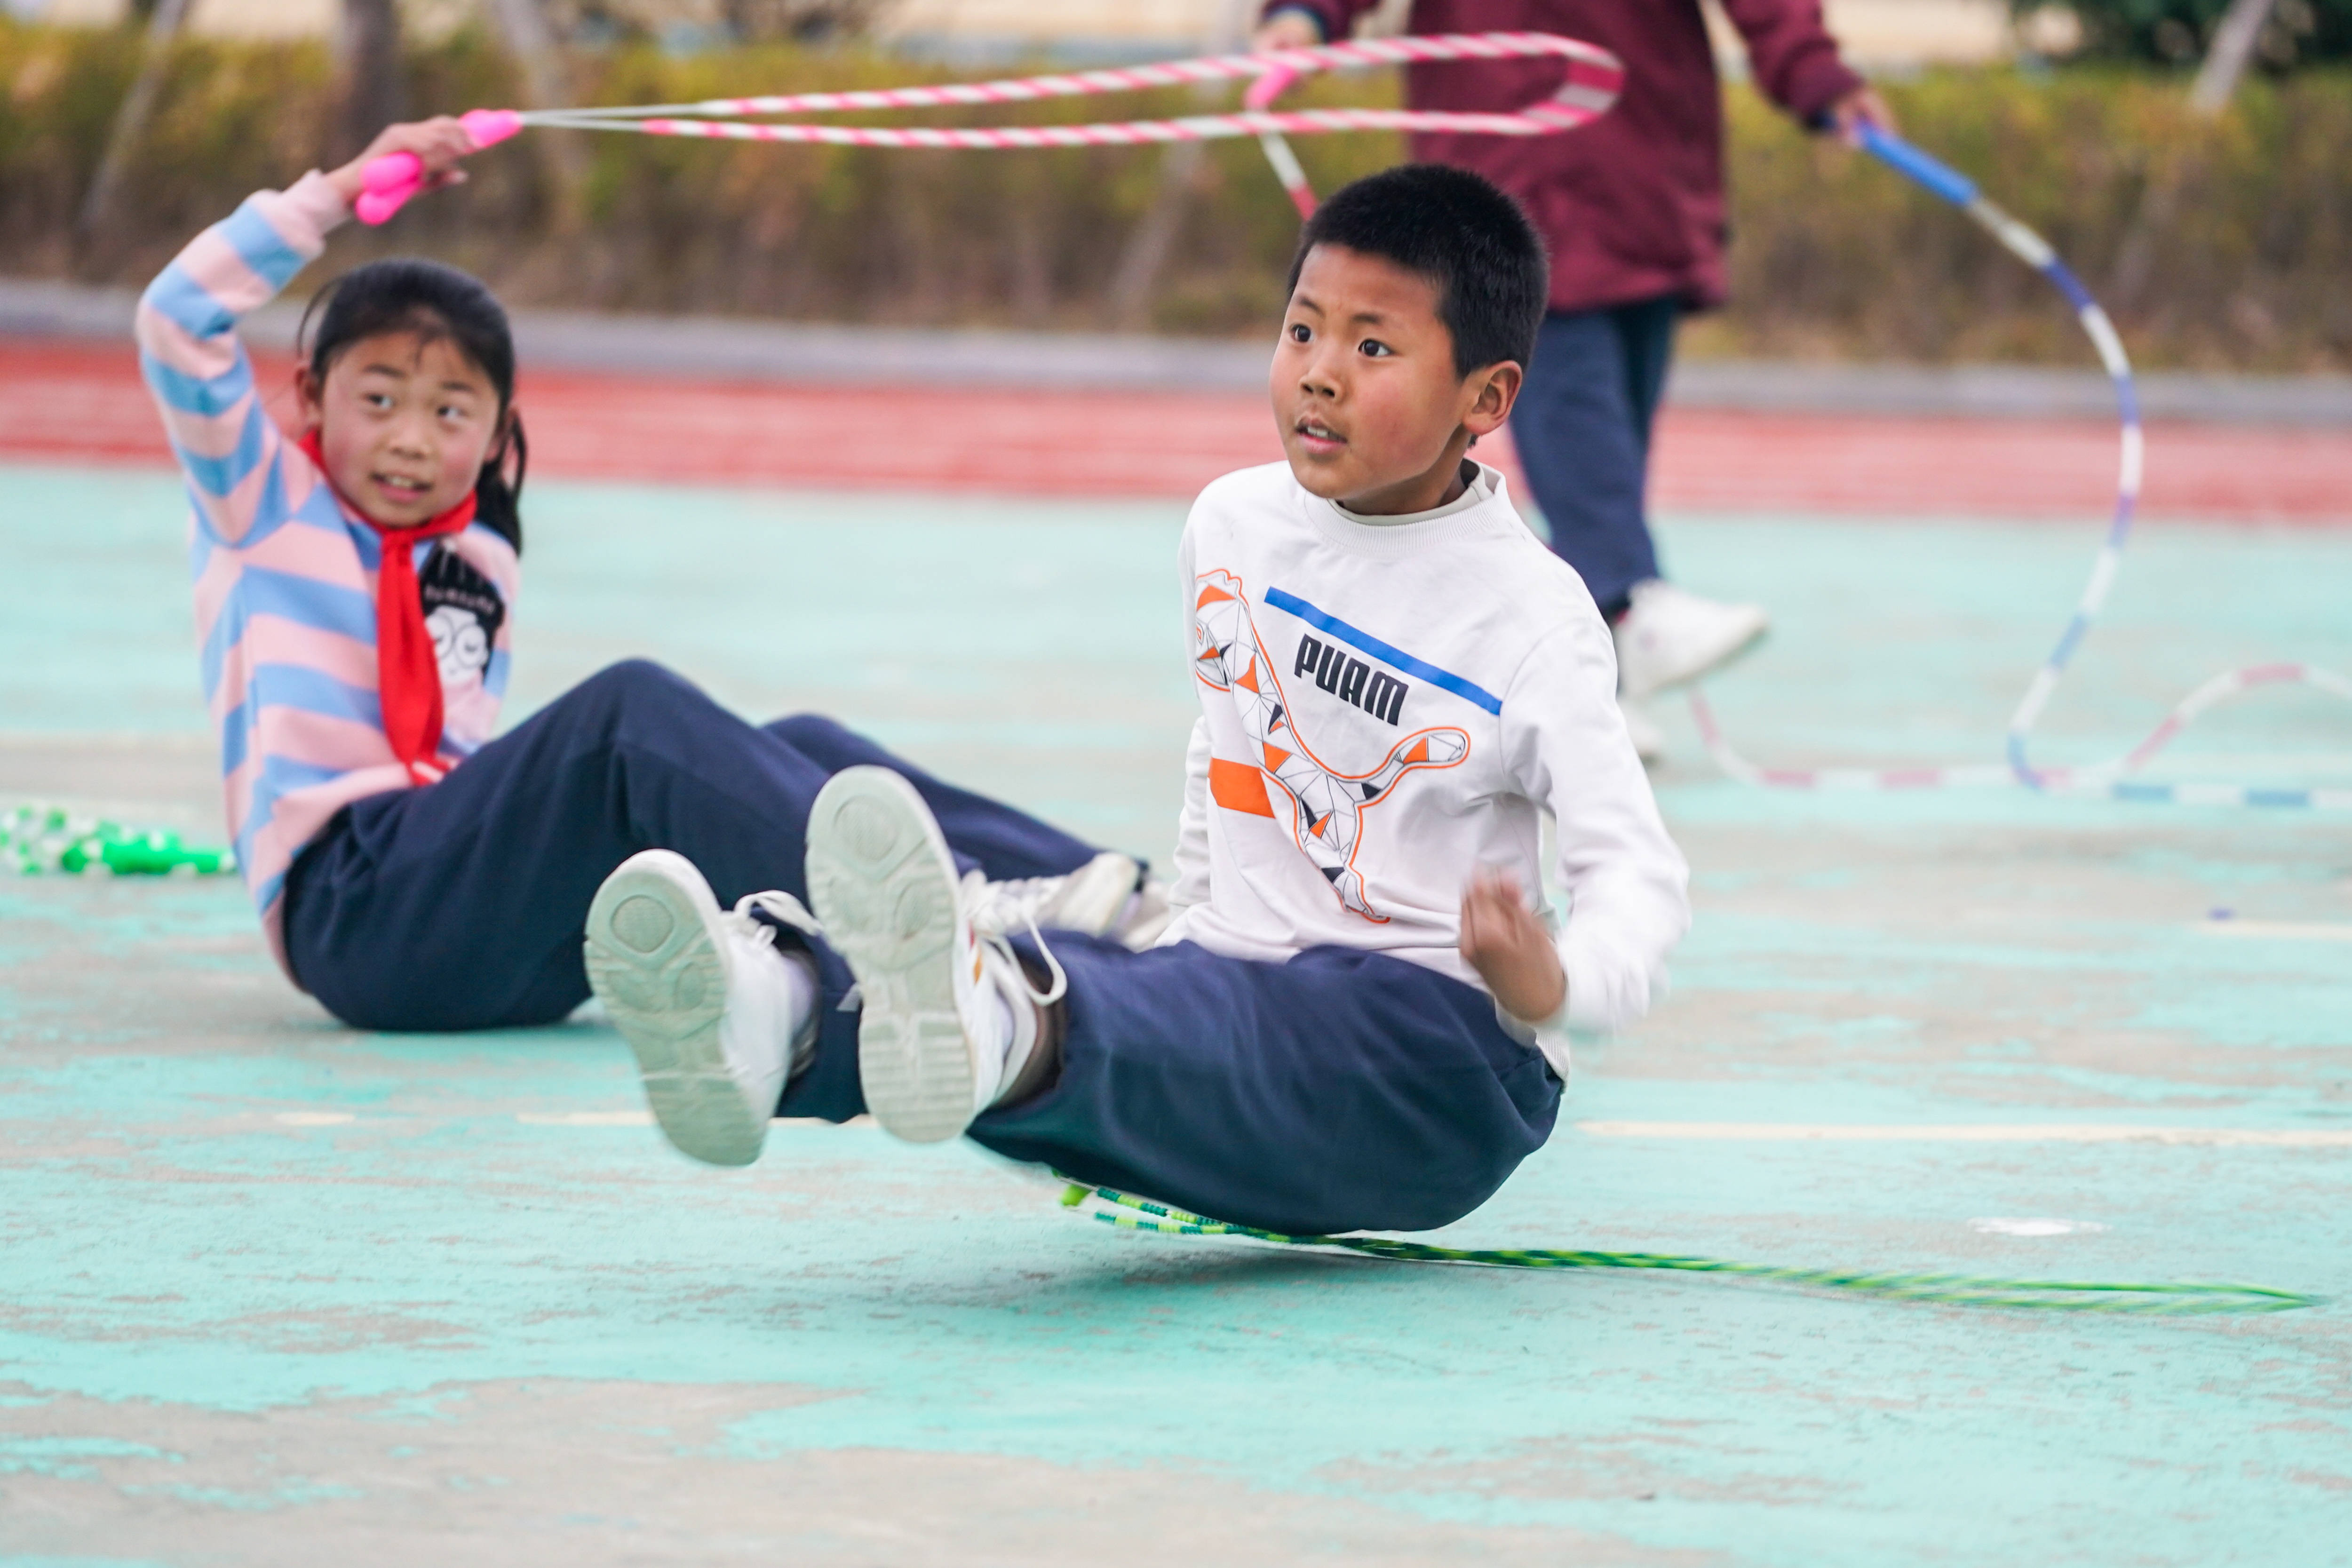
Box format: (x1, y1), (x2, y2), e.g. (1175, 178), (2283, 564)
(299, 431), (477, 786)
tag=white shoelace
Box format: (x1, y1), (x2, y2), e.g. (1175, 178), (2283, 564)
(727, 879), (1065, 1009)
(727, 889), (825, 948)
(960, 872), (1067, 937)
(961, 870), (1068, 1007)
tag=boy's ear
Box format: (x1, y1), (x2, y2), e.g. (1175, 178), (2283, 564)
(1461, 360), (1525, 438)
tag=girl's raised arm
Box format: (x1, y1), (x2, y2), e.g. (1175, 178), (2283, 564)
(133, 119), (477, 548)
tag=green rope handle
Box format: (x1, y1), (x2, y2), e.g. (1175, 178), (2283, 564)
(1062, 1184), (2317, 1316)
(2, 804), (236, 877)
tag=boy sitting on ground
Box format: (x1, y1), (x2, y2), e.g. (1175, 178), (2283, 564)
(589, 164), (1689, 1235)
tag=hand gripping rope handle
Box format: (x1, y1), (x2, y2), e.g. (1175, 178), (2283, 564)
(1064, 1183), (2316, 1315)
(352, 32), (1622, 226)
(1684, 124), (2352, 810)
(356, 108), (524, 223)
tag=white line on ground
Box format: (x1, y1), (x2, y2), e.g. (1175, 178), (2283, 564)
(513, 1112), (875, 1128)
(0, 731), (213, 752)
(515, 1111), (652, 1126)
(1575, 1122), (2352, 1146)
(2198, 920), (2352, 942)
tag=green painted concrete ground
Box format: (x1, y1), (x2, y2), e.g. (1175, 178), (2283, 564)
(4, 460), (2350, 1565)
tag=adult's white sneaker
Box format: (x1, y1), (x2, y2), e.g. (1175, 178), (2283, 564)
(805, 766), (1064, 1145)
(1619, 696), (1666, 764)
(1612, 580), (1769, 700)
(585, 849), (820, 1168)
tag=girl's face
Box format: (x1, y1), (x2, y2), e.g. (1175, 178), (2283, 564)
(295, 330), (504, 528)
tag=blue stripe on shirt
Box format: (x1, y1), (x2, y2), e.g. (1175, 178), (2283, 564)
(234, 753), (364, 861)
(199, 566), (378, 699)
(218, 701), (250, 776)
(141, 340), (253, 419)
(142, 262), (236, 342)
(211, 668), (386, 781)
(175, 401), (271, 498)
(219, 198), (310, 289)
(1263, 587), (1504, 716)
(247, 662), (385, 732)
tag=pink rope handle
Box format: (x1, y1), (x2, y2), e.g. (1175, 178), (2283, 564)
(354, 109), (524, 225)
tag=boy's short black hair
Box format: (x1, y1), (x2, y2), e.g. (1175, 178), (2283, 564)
(1285, 163), (1549, 377)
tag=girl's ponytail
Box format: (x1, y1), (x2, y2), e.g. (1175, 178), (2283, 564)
(299, 256), (526, 556)
(474, 413), (527, 554)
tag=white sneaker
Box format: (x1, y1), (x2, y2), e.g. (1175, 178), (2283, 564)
(1619, 697), (1666, 764)
(1112, 876), (1176, 950)
(965, 850), (1140, 940)
(805, 766), (1065, 1145)
(585, 849), (820, 1168)
(968, 852), (1173, 952)
(1612, 580), (1769, 699)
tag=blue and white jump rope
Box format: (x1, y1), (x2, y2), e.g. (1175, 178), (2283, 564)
(1685, 123), (2351, 808)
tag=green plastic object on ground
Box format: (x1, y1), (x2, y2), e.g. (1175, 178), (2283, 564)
(1063, 1184), (2318, 1316)
(2, 804), (236, 876)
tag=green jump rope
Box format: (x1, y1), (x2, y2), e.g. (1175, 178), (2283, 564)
(1064, 1184), (2317, 1316)
(1, 804), (236, 876)
(0, 794), (2314, 1316)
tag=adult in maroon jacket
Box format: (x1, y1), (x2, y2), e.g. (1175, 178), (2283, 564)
(1256, 0), (1891, 757)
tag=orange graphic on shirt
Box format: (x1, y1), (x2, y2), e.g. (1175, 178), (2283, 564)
(1192, 567), (1468, 922)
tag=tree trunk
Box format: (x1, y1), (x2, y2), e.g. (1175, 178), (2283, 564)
(335, 0), (408, 167)
(1105, 0), (1255, 330)
(2112, 0), (2280, 308)
(2189, 0), (2280, 117)
(72, 0), (194, 271)
(486, 0), (590, 234)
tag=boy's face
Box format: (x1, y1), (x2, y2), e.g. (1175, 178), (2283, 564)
(1270, 244), (1521, 516)
(295, 330), (503, 528)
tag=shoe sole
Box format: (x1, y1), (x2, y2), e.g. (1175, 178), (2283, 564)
(584, 850), (767, 1168)
(804, 767), (976, 1145)
(1624, 611), (1770, 698)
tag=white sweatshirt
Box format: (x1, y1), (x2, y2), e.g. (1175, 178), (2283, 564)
(1160, 459), (1691, 1075)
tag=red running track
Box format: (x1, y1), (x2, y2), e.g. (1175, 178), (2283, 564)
(3, 339), (2344, 524)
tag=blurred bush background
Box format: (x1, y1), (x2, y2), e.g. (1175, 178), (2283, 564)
(1, 3), (2345, 370)
(2013, 0), (2351, 65)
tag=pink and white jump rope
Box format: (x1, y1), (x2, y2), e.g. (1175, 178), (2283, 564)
(364, 32), (2347, 811)
(353, 32), (1622, 225)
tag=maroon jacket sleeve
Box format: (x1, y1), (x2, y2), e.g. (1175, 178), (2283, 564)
(1716, 0), (1865, 121)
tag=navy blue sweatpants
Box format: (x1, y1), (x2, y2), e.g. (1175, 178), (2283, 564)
(283, 660), (1558, 1235)
(1508, 296), (1679, 620)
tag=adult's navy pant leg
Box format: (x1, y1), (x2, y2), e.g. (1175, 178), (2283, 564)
(762, 713), (1104, 882)
(971, 939), (1559, 1235)
(285, 660), (860, 1033)
(1510, 297), (1679, 618)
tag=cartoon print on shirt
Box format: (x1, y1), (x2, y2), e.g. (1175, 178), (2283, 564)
(1192, 567), (1468, 922)
(418, 545), (506, 689)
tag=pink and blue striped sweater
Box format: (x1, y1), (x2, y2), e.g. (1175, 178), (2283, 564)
(138, 172), (521, 973)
